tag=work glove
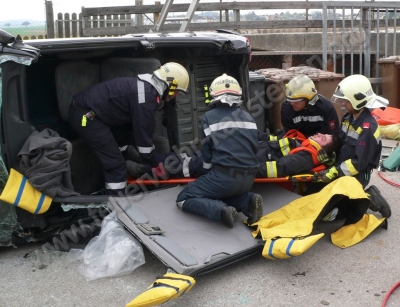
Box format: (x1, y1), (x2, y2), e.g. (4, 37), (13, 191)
(314, 166), (339, 183)
(151, 162), (170, 180)
(317, 150), (336, 167)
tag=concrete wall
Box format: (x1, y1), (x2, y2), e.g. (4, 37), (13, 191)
(245, 30), (400, 55)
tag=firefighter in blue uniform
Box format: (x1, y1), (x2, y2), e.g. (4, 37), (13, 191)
(126, 130), (340, 179)
(281, 74), (340, 137)
(311, 74), (391, 218)
(68, 62), (189, 195)
(176, 74), (263, 228)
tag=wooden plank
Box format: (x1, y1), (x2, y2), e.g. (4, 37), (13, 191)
(57, 12), (63, 38)
(82, 18), (400, 37)
(45, 0), (55, 39)
(83, 20), (327, 36)
(82, 2), (325, 16)
(72, 13), (78, 37)
(79, 13), (83, 37)
(64, 13), (71, 38)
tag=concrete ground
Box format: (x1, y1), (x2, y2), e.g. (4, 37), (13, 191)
(1, 142), (399, 307)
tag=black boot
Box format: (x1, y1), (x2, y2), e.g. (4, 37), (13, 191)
(125, 145), (146, 163)
(365, 185), (391, 218)
(246, 194), (263, 225)
(221, 206), (238, 228)
(127, 161), (147, 178)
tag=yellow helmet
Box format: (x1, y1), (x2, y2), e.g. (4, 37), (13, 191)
(153, 62), (189, 93)
(333, 74), (388, 110)
(209, 74), (242, 97)
(285, 74), (318, 103)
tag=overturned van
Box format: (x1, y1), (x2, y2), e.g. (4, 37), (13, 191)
(0, 29), (303, 275)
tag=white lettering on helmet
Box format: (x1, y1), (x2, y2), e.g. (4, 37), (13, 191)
(214, 79), (239, 86)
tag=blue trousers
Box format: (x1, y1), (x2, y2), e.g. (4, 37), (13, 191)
(176, 168), (255, 221)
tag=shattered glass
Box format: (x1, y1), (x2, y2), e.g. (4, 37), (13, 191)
(0, 66), (17, 246)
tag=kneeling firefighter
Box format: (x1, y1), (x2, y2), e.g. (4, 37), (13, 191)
(176, 74), (263, 228)
(312, 74), (391, 218)
(68, 62), (189, 195)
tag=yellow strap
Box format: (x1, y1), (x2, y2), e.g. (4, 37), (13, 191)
(81, 115), (87, 127)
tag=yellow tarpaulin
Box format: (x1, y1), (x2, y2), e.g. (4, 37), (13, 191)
(126, 273), (196, 307)
(0, 168), (52, 214)
(252, 177), (387, 259)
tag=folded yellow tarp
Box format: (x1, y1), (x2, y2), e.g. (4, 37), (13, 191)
(0, 168), (52, 214)
(252, 177), (387, 259)
(126, 273), (196, 307)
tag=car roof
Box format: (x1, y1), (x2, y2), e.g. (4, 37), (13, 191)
(22, 31), (250, 54)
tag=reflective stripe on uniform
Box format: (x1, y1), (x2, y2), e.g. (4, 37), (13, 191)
(203, 121), (257, 136)
(340, 159), (359, 176)
(119, 145), (128, 151)
(374, 126), (381, 141)
(105, 181), (127, 189)
(138, 145), (155, 153)
(293, 115), (323, 124)
(266, 161), (278, 178)
(269, 135), (278, 141)
(342, 121), (360, 140)
(203, 162), (212, 169)
(180, 153), (192, 178)
(137, 79), (145, 103)
(279, 138), (290, 156)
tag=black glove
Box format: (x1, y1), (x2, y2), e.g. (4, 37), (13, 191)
(314, 166), (339, 183)
(317, 150), (336, 167)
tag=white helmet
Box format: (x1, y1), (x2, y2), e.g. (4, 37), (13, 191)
(285, 74), (318, 105)
(332, 74), (388, 110)
(209, 74), (242, 97)
(153, 62), (189, 93)
(208, 74), (243, 106)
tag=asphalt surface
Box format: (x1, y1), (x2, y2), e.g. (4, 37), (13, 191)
(1, 141), (399, 307)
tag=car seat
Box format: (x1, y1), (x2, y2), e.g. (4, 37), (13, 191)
(100, 57), (161, 81)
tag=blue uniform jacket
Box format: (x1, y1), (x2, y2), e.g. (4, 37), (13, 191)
(73, 77), (160, 167)
(281, 94), (340, 137)
(200, 104), (259, 170)
(337, 108), (382, 184)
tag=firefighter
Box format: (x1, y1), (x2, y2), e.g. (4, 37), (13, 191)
(68, 62), (189, 195)
(281, 74), (340, 137)
(175, 74), (263, 228)
(311, 74), (391, 218)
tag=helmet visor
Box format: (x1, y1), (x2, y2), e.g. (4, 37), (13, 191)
(286, 98), (306, 103)
(365, 95), (388, 109)
(332, 86), (345, 99)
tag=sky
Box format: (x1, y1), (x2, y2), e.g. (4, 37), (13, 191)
(0, 0), (328, 22)
(1, 0), (162, 21)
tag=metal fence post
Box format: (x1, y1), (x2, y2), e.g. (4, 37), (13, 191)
(45, 0), (55, 38)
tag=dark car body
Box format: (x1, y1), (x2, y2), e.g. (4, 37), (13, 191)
(0, 29), (253, 247)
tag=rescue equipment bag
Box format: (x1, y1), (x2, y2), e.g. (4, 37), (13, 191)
(382, 145), (400, 171)
(126, 273), (196, 307)
(0, 168), (52, 214)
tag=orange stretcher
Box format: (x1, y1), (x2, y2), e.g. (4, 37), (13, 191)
(127, 174), (314, 186)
